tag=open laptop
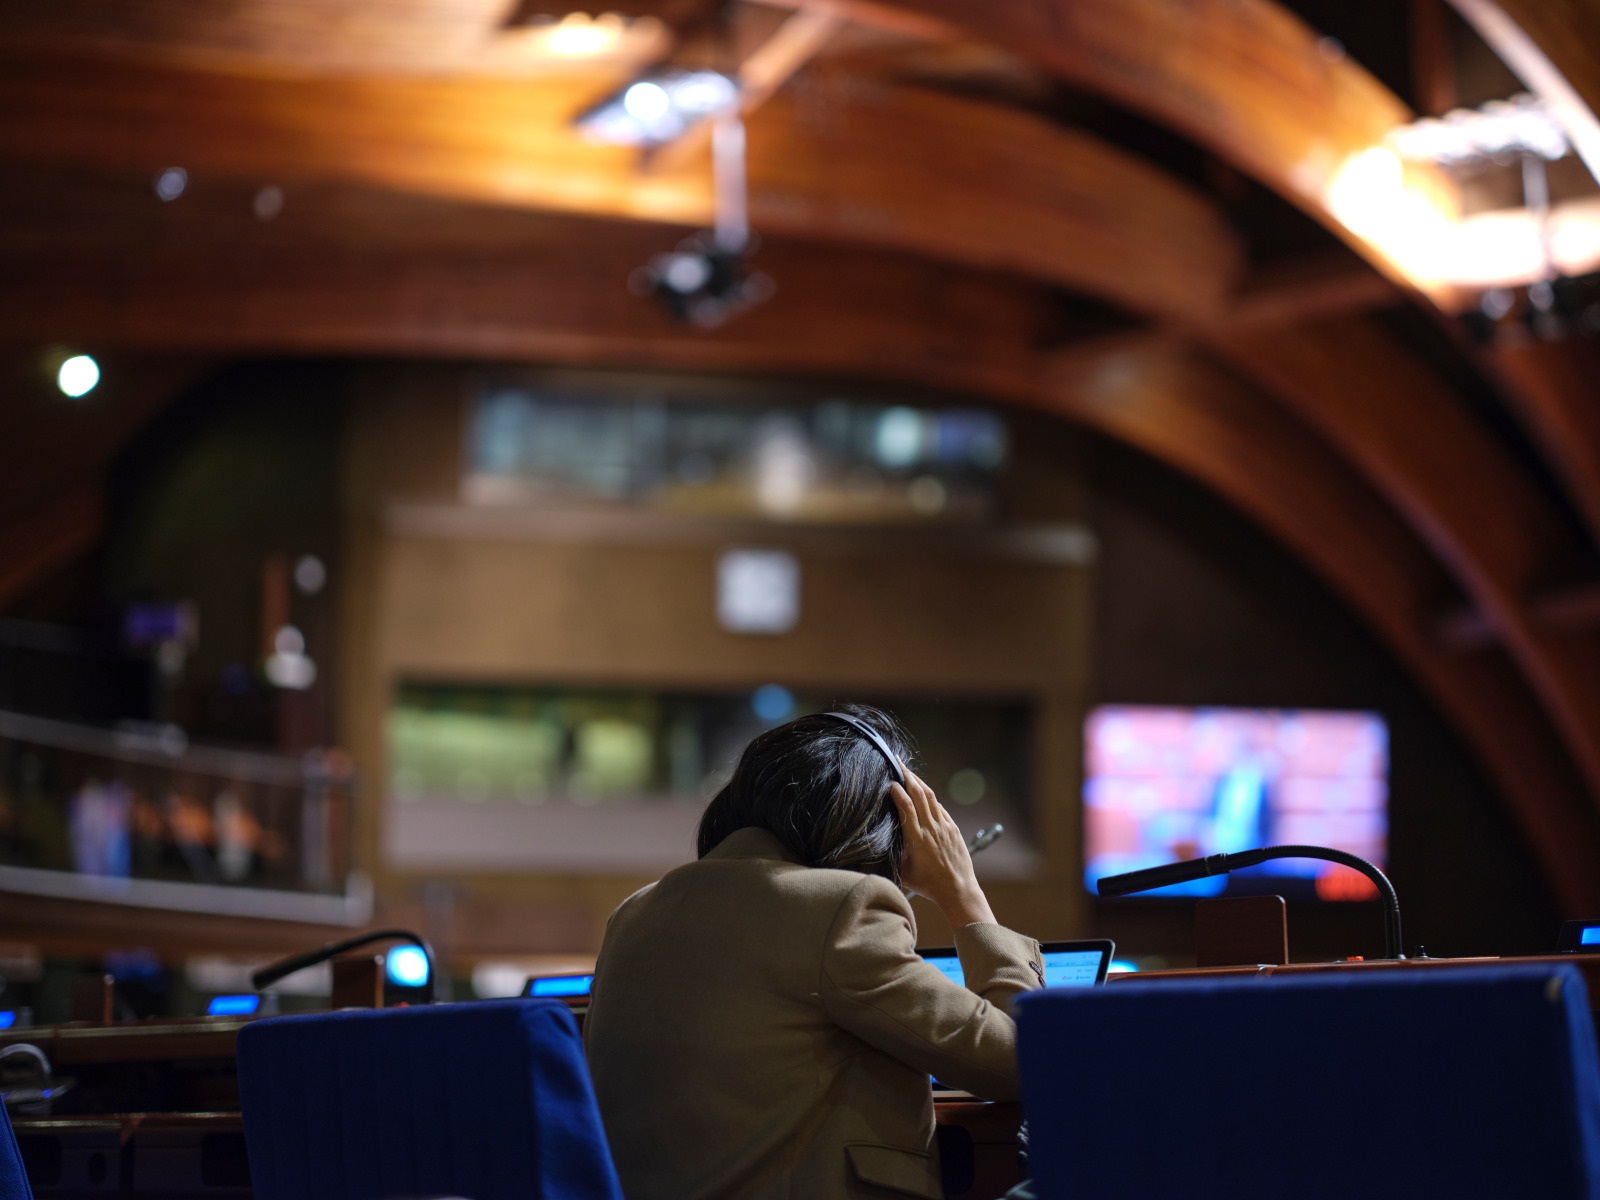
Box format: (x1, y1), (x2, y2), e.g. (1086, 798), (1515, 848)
(920, 938), (1115, 991)
(522, 972), (595, 1000)
(919, 938), (1115, 1092)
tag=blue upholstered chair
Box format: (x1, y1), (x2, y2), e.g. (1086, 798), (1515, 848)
(1016, 964), (1600, 1200)
(0, 1101), (32, 1200)
(237, 997), (622, 1200)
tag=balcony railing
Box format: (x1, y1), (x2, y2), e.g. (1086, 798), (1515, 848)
(0, 709), (369, 925)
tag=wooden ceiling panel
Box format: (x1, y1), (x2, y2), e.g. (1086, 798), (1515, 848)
(744, 81), (1241, 321)
(760, 0), (1455, 276)
(0, 215), (1055, 376)
(0, 51), (1241, 322)
(0, 0), (694, 76)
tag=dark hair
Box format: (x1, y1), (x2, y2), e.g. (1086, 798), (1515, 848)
(696, 704), (913, 882)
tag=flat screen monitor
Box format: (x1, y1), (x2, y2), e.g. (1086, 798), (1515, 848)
(1084, 705), (1388, 901)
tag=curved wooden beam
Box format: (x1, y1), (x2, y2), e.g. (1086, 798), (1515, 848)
(744, 81), (1240, 321)
(1489, 338), (1600, 550)
(1, 218), (1595, 909)
(1218, 317), (1600, 811)
(765, 0), (1465, 292)
(0, 50), (1241, 322)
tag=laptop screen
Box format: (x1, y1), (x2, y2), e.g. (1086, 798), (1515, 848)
(522, 973), (595, 999)
(920, 939), (1114, 990)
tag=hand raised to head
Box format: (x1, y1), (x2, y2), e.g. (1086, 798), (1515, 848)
(889, 769), (997, 929)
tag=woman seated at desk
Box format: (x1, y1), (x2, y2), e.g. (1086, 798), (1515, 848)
(584, 705), (1044, 1200)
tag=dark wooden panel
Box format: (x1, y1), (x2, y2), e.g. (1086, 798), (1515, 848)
(1491, 338), (1600, 551)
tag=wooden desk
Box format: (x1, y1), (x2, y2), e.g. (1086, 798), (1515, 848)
(14, 1114), (250, 1198)
(935, 1099), (1023, 1200)
(0, 1018), (250, 1197)
(1115, 952), (1600, 1014)
(2, 1015), (1020, 1199)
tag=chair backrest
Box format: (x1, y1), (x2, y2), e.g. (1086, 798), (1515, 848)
(0, 1101), (33, 1200)
(1017, 964), (1600, 1200)
(238, 997), (622, 1200)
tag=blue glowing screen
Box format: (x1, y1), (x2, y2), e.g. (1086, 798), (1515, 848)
(925, 949), (1105, 989)
(1582, 926), (1600, 947)
(527, 975), (594, 997)
(207, 995), (261, 1016)
(0, 1012), (15, 1030)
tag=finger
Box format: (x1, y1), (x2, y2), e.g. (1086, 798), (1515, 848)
(908, 769), (957, 832)
(902, 768), (938, 828)
(888, 782), (920, 832)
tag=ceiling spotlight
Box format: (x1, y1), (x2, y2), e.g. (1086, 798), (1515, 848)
(623, 81), (671, 124)
(56, 354), (100, 398)
(577, 69), (739, 146)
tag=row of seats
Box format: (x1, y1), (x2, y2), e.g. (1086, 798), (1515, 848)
(2, 964), (1597, 1198)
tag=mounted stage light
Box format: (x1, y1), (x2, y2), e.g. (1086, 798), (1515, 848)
(625, 115), (773, 326)
(1387, 93), (1569, 166)
(575, 69), (739, 146)
(1383, 95), (1600, 343)
(1322, 88), (1600, 301)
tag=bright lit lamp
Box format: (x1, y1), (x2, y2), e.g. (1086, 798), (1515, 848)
(576, 69), (739, 146)
(56, 354), (100, 399)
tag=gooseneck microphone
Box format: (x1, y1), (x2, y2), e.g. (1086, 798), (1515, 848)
(251, 928), (438, 1004)
(967, 824), (1004, 854)
(1097, 844), (1404, 960)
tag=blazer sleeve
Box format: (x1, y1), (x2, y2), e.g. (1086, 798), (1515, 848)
(817, 874), (1043, 1100)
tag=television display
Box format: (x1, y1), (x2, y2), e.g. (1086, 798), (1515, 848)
(1083, 706), (1388, 900)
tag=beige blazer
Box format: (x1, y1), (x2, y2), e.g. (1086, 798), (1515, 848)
(584, 826), (1044, 1200)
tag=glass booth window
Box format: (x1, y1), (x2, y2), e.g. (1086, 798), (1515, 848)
(463, 385), (1008, 522)
(385, 684), (1037, 875)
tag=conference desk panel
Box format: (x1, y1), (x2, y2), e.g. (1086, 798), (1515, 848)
(1, 1016), (1022, 1199)
(7, 955), (1595, 1198)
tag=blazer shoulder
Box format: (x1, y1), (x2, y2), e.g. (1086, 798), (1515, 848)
(606, 879), (658, 924)
(784, 865), (907, 911)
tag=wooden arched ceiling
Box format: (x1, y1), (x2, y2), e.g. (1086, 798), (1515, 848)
(3, 189), (1599, 910)
(1, 0), (1599, 904)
